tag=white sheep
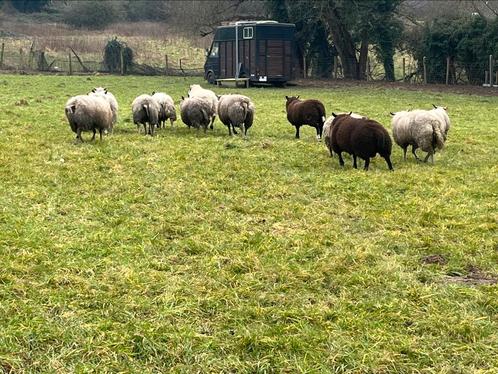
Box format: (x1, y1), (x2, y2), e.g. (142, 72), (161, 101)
(89, 87), (118, 130)
(180, 96), (215, 132)
(391, 109), (446, 163)
(131, 94), (161, 136)
(152, 91), (176, 128)
(187, 84), (218, 129)
(323, 112), (367, 157)
(217, 94), (255, 137)
(65, 95), (113, 142)
(430, 105), (451, 139)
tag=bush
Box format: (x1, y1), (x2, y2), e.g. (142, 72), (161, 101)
(103, 38), (133, 74)
(62, 0), (120, 29)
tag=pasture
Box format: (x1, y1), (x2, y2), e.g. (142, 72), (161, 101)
(0, 74), (497, 373)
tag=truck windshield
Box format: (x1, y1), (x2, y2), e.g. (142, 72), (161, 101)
(210, 42), (219, 58)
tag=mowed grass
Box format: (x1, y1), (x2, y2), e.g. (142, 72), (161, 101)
(0, 74), (497, 373)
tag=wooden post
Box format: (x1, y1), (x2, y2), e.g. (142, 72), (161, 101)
(402, 57), (406, 81)
(19, 48), (24, 69)
(489, 54), (493, 87)
(0, 43), (4, 68)
(333, 56), (338, 79)
(446, 57), (450, 85)
(303, 55), (307, 78)
(366, 58), (370, 81)
(68, 51), (72, 75)
(120, 48), (124, 75)
(164, 54), (168, 75)
(423, 56), (427, 84)
(485, 71), (489, 85)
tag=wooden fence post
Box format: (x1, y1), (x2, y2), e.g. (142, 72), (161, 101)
(0, 43), (4, 68)
(423, 56), (427, 84)
(485, 71), (489, 85)
(402, 57), (406, 81)
(68, 51), (72, 75)
(165, 54), (168, 75)
(120, 48), (124, 75)
(489, 54), (493, 87)
(303, 55), (307, 78)
(333, 56), (337, 79)
(446, 57), (450, 85)
(19, 48), (24, 69)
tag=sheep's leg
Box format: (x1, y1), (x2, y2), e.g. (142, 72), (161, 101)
(232, 124), (238, 135)
(170, 118), (174, 127)
(227, 125), (233, 136)
(403, 147), (407, 161)
(99, 129), (103, 141)
(91, 129), (96, 141)
(150, 123), (155, 136)
(209, 115), (215, 130)
(241, 123), (246, 139)
(338, 152), (345, 167)
(423, 151), (433, 163)
(76, 128), (83, 143)
(364, 158), (370, 171)
(295, 126), (300, 139)
(385, 156), (394, 171)
(412, 145), (421, 161)
(315, 126), (322, 141)
(352, 154), (358, 169)
(143, 123), (147, 134)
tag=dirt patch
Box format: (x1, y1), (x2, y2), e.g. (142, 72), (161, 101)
(421, 254), (448, 265)
(1, 362), (15, 374)
(445, 265), (498, 286)
(292, 78), (498, 97)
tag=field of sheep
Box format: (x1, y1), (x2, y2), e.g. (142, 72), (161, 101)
(0, 74), (497, 373)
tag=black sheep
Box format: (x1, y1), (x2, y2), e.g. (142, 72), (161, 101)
(330, 114), (394, 171)
(285, 96), (326, 140)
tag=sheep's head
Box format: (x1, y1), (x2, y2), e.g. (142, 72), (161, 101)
(285, 95), (300, 108)
(432, 104), (448, 111)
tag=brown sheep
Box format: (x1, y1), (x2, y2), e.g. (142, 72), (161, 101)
(285, 96), (326, 140)
(329, 114), (394, 171)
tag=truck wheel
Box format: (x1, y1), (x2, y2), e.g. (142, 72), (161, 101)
(207, 71), (216, 85)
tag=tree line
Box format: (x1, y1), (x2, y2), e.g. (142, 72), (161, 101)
(3, 0), (498, 83)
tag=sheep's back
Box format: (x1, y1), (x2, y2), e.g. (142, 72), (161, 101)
(286, 100), (325, 125)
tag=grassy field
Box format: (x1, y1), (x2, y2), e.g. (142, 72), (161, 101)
(0, 74), (497, 373)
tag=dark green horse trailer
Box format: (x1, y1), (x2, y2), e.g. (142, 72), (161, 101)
(204, 21), (299, 86)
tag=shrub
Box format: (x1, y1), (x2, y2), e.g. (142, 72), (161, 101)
(103, 38), (133, 74)
(62, 0), (120, 29)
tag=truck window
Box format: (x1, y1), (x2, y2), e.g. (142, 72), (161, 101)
(210, 42), (219, 57)
(243, 27), (253, 39)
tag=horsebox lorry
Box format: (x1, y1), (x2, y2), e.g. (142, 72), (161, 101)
(203, 21), (300, 86)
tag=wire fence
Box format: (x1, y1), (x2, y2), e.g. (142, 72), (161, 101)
(0, 41), (204, 76)
(1, 39), (498, 86)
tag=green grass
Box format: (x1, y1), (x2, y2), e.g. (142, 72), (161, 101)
(0, 74), (497, 373)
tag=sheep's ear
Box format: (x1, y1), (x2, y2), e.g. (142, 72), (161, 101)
(91, 88), (96, 93)
(432, 104), (437, 109)
(296, 95), (300, 99)
(390, 112), (396, 116)
(181, 96), (185, 100)
(152, 91), (155, 95)
(443, 106), (448, 111)
(348, 111), (352, 115)
(104, 88), (108, 94)
(285, 95), (289, 99)
(332, 112), (337, 117)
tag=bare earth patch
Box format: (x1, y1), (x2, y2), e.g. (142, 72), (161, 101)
(421, 254), (448, 265)
(445, 265), (498, 286)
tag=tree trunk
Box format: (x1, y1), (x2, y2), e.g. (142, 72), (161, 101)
(325, 7), (360, 79)
(358, 31), (369, 80)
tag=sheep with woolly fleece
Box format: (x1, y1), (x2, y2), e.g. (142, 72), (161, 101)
(430, 104), (451, 139)
(391, 109), (446, 163)
(131, 94), (160, 136)
(323, 112), (367, 157)
(329, 114), (393, 171)
(187, 84), (218, 129)
(180, 96), (214, 132)
(285, 96), (326, 140)
(89, 87), (118, 130)
(217, 94), (255, 137)
(152, 91), (177, 128)
(65, 95), (113, 142)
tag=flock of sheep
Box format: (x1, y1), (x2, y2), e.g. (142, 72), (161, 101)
(64, 84), (451, 171)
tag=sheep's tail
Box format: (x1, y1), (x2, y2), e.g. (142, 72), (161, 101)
(143, 103), (151, 121)
(201, 108), (210, 125)
(240, 100), (249, 120)
(431, 120), (445, 150)
(377, 130), (392, 155)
